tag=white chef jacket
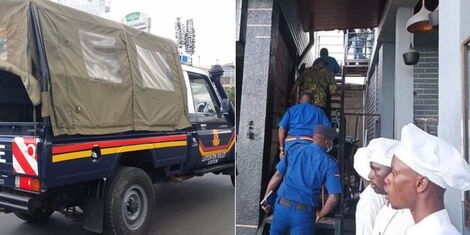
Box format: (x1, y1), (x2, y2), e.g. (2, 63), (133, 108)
(406, 209), (460, 235)
(372, 203), (414, 235)
(355, 185), (387, 235)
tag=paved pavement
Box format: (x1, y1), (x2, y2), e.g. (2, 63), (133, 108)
(0, 173), (234, 235)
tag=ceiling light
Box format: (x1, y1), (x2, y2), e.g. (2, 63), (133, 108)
(403, 34), (420, 65)
(406, 0), (433, 33)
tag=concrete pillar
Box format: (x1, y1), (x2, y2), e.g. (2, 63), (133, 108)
(236, 0), (277, 234)
(394, 7), (414, 139)
(379, 42), (396, 138)
(439, 1), (469, 234)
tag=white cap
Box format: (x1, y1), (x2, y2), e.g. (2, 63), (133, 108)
(394, 123), (470, 190)
(367, 137), (400, 167)
(354, 147), (370, 180)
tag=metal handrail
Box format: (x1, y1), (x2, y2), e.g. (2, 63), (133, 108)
(345, 30), (374, 61)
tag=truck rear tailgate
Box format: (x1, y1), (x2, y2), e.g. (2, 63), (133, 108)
(0, 136), (39, 190)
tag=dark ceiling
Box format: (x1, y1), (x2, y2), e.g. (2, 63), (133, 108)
(296, 0), (387, 32)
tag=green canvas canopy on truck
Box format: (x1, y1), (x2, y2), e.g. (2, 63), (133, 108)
(0, 0), (190, 135)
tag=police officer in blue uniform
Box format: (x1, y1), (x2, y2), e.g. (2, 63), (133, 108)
(262, 125), (342, 235)
(278, 92), (331, 158)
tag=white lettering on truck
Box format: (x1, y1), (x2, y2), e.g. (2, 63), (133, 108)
(0, 145), (5, 163)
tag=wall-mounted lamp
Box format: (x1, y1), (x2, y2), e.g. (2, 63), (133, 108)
(406, 0), (433, 33)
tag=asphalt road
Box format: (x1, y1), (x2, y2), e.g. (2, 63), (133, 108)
(0, 173), (234, 235)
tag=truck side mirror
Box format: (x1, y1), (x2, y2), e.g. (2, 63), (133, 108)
(196, 102), (208, 113)
(220, 98), (230, 114)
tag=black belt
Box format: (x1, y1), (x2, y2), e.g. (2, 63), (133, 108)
(279, 198), (310, 211)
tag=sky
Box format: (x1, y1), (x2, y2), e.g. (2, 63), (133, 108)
(107, 0), (235, 67)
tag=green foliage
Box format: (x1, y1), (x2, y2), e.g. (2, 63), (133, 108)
(225, 87), (235, 103)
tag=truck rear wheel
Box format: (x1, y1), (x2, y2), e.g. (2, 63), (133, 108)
(104, 167), (155, 235)
(14, 207), (54, 223)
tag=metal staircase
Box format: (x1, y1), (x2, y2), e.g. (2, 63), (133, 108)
(258, 29), (375, 235)
(332, 29), (374, 235)
(330, 29), (373, 119)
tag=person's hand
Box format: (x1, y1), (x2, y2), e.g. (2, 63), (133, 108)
(279, 146), (285, 159)
(315, 211), (322, 223)
(262, 204), (272, 214)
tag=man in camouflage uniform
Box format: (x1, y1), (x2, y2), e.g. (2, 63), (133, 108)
(290, 59), (337, 116)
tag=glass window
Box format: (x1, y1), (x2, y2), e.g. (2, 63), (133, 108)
(79, 30), (122, 83)
(189, 75), (217, 114)
(0, 27), (7, 61)
(136, 45), (175, 91)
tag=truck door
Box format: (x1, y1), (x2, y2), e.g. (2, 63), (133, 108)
(187, 72), (234, 168)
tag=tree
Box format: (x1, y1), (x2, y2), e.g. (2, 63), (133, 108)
(175, 17), (185, 53)
(225, 87), (235, 103)
(184, 19), (196, 56)
(174, 17), (196, 56)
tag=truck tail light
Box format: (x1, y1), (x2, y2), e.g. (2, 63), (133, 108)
(15, 176), (41, 192)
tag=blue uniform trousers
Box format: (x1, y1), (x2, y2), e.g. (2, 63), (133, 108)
(270, 199), (316, 235)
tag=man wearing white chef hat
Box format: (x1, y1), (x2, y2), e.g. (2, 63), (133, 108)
(367, 138), (398, 194)
(353, 147), (387, 235)
(385, 123), (470, 235)
(364, 138), (415, 235)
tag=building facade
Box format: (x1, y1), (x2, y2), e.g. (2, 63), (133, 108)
(58, 0), (110, 16)
(364, 0), (469, 233)
(236, 0), (315, 233)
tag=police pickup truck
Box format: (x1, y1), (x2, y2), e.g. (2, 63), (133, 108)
(0, 0), (234, 234)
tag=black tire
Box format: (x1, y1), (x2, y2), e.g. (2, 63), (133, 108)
(103, 167), (155, 235)
(14, 207), (54, 223)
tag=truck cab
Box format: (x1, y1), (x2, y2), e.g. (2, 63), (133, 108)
(183, 65), (235, 170)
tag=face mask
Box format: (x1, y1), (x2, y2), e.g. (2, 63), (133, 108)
(326, 145), (333, 153)
(326, 141), (333, 153)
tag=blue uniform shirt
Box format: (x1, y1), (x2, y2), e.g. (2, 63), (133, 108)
(314, 56), (341, 74)
(276, 143), (342, 207)
(278, 103), (331, 137)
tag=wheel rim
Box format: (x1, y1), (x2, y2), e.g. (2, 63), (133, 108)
(122, 184), (148, 230)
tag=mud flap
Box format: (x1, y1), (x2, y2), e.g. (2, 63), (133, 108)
(83, 196), (104, 233)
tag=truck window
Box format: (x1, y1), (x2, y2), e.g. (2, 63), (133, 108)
(0, 71), (40, 122)
(136, 45), (175, 91)
(0, 27), (7, 61)
(79, 30), (122, 83)
(189, 75), (218, 114)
